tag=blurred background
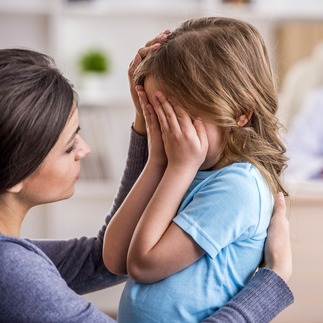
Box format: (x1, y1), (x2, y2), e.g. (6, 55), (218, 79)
(1, 0), (322, 321)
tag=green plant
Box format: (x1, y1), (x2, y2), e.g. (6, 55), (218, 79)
(79, 49), (111, 74)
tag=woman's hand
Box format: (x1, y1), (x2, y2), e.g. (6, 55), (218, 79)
(129, 31), (171, 135)
(263, 192), (292, 282)
(153, 91), (208, 174)
(137, 86), (167, 168)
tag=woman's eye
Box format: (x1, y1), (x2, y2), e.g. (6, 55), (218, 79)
(65, 133), (80, 154)
(66, 144), (75, 154)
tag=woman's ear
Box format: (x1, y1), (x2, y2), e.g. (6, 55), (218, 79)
(237, 111), (253, 127)
(7, 182), (23, 194)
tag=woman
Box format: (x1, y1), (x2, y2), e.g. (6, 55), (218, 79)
(0, 33), (293, 322)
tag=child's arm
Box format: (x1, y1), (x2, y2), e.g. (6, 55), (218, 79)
(102, 32), (171, 275)
(102, 87), (167, 275)
(127, 92), (209, 283)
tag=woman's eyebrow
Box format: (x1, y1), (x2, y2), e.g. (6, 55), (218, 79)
(65, 126), (80, 146)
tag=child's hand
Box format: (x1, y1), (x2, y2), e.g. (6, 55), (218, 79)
(153, 91), (208, 173)
(137, 87), (167, 168)
(129, 31), (171, 135)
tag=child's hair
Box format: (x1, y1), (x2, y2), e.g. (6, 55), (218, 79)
(134, 16), (288, 195)
(0, 48), (76, 193)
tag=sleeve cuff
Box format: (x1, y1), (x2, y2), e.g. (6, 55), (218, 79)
(124, 125), (148, 181)
(226, 268), (294, 322)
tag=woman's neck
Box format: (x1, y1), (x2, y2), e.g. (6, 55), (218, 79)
(0, 193), (28, 237)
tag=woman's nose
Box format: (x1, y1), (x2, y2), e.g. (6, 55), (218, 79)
(75, 135), (91, 160)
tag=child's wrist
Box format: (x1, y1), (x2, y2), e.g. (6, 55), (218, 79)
(147, 157), (167, 170)
(166, 163), (197, 181)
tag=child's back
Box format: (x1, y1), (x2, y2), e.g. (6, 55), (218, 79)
(118, 163), (273, 323)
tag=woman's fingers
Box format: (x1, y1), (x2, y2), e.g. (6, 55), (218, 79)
(129, 30), (171, 135)
(263, 192), (292, 282)
(128, 43), (159, 77)
(145, 30), (171, 47)
(129, 30), (171, 73)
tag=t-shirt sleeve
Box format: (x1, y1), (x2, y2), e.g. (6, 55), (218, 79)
(173, 167), (266, 259)
(0, 240), (115, 323)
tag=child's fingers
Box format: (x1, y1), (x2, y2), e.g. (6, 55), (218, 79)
(152, 93), (172, 134)
(138, 90), (159, 133)
(153, 92), (185, 134)
(155, 92), (198, 138)
(172, 104), (195, 134)
(193, 119), (209, 152)
(142, 104), (153, 129)
(136, 87), (150, 108)
(143, 102), (158, 129)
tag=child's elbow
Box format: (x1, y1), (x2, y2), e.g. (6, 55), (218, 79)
(127, 257), (159, 284)
(103, 252), (127, 276)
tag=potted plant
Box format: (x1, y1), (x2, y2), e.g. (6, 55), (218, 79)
(78, 48), (112, 94)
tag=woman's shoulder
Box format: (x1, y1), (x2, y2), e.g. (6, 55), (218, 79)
(0, 234), (57, 274)
(0, 235), (110, 322)
(0, 234), (44, 256)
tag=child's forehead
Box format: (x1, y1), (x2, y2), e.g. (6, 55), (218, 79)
(143, 76), (159, 94)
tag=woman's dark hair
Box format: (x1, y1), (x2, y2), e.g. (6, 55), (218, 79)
(0, 48), (75, 193)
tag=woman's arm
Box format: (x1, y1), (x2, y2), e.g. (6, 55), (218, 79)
(202, 192), (294, 322)
(202, 268), (294, 323)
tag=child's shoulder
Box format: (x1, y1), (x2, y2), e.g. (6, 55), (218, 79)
(217, 162), (261, 182)
(202, 162), (267, 196)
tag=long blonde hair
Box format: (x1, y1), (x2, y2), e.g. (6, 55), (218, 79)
(135, 17), (288, 195)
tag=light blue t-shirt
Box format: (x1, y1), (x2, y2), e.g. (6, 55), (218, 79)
(118, 162), (273, 323)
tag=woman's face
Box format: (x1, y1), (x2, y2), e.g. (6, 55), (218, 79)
(20, 107), (91, 205)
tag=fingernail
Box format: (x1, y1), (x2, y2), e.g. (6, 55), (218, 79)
(277, 192), (284, 200)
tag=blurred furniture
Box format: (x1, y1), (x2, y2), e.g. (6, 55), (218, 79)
(278, 34), (323, 127)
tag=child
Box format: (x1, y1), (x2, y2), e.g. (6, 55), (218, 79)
(103, 16), (288, 322)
